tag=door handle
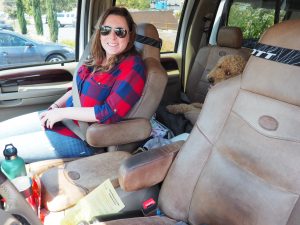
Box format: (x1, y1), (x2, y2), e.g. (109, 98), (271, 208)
(1, 52), (8, 56)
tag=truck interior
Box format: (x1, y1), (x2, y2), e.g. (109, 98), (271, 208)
(0, 0), (300, 224)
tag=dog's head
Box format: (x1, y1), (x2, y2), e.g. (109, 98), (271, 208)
(207, 55), (247, 86)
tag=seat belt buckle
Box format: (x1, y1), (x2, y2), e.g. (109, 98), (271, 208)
(141, 198), (157, 216)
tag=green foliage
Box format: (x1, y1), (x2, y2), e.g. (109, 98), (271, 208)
(16, 0), (28, 34)
(40, 0), (77, 14)
(116, 0), (150, 10)
(60, 39), (75, 48)
(228, 3), (274, 39)
(32, 0), (44, 35)
(46, 0), (58, 42)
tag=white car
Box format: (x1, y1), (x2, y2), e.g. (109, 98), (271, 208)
(56, 11), (76, 27)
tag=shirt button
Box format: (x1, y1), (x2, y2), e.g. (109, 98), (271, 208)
(98, 82), (101, 85)
(113, 109), (117, 113)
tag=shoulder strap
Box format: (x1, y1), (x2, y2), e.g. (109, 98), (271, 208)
(62, 36), (93, 141)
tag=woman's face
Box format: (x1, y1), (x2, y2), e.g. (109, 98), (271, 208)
(100, 14), (130, 59)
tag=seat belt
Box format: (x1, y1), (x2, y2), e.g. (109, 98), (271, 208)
(62, 34), (162, 141)
(61, 36), (93, 141)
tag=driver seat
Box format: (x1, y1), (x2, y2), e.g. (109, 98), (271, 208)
(93, 19), (300, 225)
(38, 23), (167, 212)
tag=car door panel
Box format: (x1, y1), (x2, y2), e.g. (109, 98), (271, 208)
(0, 68), (73, 122)
(22, 45), (43, 63)
(160, 55), (182, 104)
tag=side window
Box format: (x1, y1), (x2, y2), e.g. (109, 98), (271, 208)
(10, 36), (27, 46)
(115, 0), (186, 53)
(227, 0), (276, 49)
(0, 34), (12, 46)
(0, 0), (77, 69)
(280, 0), (300, 21)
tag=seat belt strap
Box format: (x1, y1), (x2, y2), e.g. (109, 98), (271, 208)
(135, 34), (162, 49)
(62, 35), (94, 141)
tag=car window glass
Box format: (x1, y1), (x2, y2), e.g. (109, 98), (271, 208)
(0, 33), (12, 46)
(280, 0), (300, 21)
(227, 0), (276, 49)
(226, 0), (300, 49)
(10, 35), (27, 46)
(0, 0), (77, 69)
(115, 0), (186, 53)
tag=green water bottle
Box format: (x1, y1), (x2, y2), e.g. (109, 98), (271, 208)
(1, 144), (27, 180)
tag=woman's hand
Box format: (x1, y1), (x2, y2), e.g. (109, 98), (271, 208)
(40, 109), (64, 129)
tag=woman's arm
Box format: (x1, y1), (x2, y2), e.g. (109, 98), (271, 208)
(40, 107), (97, 129)
(48, 89), (72, 110)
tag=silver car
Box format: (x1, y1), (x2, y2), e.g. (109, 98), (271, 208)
(0, 29), (75, 69)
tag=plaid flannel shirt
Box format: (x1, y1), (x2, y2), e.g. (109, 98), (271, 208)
(52, 54), (146, 138)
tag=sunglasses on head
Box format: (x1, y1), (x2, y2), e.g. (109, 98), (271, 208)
(100, 25), (128, 38)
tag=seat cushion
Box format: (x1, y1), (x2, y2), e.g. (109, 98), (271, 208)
(41, 151), (131, 212)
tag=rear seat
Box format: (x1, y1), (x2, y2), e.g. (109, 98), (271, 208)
(185, 26), (251, 104)
(157, 26), (251, 135)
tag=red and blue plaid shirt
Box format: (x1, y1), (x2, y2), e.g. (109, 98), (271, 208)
(52, 54), (146, 138)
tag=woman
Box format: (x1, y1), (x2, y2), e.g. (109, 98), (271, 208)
(0, 7), (146, 163)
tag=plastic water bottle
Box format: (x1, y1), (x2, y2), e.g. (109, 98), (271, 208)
(1, 144), (27, 180)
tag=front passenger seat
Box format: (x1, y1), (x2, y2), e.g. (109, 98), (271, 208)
(95, 19), (300, 225)
(86, 23), (167, 152)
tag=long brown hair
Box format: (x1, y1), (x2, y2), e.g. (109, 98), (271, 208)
(86, 7), (137, 72)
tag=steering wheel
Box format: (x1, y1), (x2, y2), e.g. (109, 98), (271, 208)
(0, 171), (42, 225)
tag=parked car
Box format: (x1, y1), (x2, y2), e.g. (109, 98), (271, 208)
(0, 20), (13, 31)
(0, 29), (75, 68)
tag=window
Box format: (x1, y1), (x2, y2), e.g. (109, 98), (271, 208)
(226, 0), (300, 49)
(115, 0), (186, 53)
(227, 0), (276, 49)
(0, 0), (77, 69)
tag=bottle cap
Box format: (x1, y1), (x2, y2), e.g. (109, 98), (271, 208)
(3, 144), (18, 159)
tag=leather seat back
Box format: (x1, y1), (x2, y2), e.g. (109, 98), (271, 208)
(107, 23), (167, 151)
(127, 23), (167, 119)
(186, 26), (251, 103)
(159, 20), (300, 225)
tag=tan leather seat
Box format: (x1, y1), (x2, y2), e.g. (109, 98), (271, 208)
(93, 19), (300, 225)
(186, 26), (251, 104)
(86, 23), (168, 152)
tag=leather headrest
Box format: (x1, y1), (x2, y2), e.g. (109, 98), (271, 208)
(217, 26), (243, 49)
(134, 23), (160, 60)
(241, 19), (300, 106)
(259, 19), (300, 51)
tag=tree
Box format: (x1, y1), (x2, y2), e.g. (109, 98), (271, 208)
(40, 0), (77, 14)
(32, 0), (44, 35)
(16, 0), (27, 34)
(116, 0), (149, 10)
(46, 0), (58, 42)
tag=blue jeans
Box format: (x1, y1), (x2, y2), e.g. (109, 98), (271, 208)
(0, 111), (94, 163)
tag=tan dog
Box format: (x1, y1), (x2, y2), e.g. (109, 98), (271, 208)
(207, 54), (246, 85)
(166, 55), (247, 123)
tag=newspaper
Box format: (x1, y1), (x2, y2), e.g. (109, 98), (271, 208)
(61, 179), (125, 225)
